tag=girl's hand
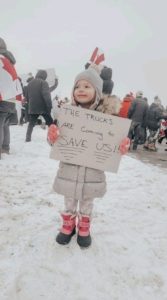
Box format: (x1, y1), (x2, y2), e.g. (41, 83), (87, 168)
(119, 137), (130, 155)
(47, 124), (60, 145)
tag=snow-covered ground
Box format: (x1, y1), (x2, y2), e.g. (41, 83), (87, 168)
(0, 125), (167, 300)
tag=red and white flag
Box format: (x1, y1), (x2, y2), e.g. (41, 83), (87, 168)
(89, 47), (105, 65)
(0, 54), (22, 101)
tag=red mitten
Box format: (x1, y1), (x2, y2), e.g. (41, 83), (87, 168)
(47, 124), (60, 145)
(119, 137), (130, 155)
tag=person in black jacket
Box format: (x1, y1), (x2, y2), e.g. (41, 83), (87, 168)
(128, 91), (148, 150)
(25, 70), (57, 142)
(144, 96), (164, 151)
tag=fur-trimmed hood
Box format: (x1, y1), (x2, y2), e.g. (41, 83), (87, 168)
(96, 94), (121, 116)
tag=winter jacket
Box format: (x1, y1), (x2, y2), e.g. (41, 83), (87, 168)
(96, 95), (121, 115)
(146, 103), (163, 131)
(119, 95), (134, 118)
(128, 96), (148, 127)
(53, 95), (121, 199)
(27, 70), (52, 114)
(53, 163), (106, 199)
(0, 98), (16, 114)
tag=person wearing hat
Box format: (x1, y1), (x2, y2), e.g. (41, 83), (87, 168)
(47, 67), (130, 248)
(144, 96), (165, 151)
(128, 90), (148, 150)
(0, 37), (22, 159)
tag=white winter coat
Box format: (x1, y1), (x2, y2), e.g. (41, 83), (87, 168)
(53, 95), (121, 199)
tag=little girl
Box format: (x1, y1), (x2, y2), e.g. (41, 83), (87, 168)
(48, 67), (129, 248)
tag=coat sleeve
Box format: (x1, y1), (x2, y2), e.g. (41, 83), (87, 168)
(142, 104), (149, 127)
(128, 100), (136, 119)
(155, 107), (163, 121)
(41, 80), (52, 113)
(49, 78), (58, 93)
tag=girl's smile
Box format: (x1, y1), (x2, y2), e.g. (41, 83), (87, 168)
(74, 79), (96, 107)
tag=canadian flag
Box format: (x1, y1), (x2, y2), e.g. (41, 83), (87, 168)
(89, 47), (105, 65)
(0, 54), (22, 101)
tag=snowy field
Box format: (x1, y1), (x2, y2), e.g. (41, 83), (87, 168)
(0, 125), (167, 300)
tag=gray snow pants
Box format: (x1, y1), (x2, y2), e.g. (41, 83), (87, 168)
(64, 196), (94, 216)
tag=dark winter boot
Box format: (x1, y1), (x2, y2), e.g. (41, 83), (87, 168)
(158, 137), (163, 144)
(1, 148), (10, 154)
(25, 123), (33, 142)
(132, 143), (137, 150)
(143, 142), (148, 150)
(77, 215), (92, 248)
(56, 213), (76, 245)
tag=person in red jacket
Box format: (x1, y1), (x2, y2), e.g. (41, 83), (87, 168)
(119, 93), (134, 118)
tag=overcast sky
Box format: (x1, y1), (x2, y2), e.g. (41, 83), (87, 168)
(1, 0), (167, 106)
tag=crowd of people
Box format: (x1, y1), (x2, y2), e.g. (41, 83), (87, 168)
(1, 37), (166, 159)
(119, 91), (167, 151)
(1, 38), (167, 248)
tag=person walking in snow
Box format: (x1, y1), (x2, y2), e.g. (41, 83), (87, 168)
(144, 96), (165, 151)
(47, 66), (130, 248)
(25, 70), (58, 142)
(0, 37), (22, 159)
(128, 91), (148, 150)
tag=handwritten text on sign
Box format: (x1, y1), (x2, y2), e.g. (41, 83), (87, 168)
(50, 105), (131, 173)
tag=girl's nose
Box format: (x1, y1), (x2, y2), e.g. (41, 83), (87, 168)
(78, 87), (84, 92)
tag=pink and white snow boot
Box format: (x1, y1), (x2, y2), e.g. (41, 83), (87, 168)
(56, 213), (76, 245)
(77, 215), (92, 248)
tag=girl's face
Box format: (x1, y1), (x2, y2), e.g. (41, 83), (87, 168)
(73, 80), (96, 107)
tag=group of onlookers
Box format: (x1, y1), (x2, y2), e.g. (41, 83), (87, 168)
(120, 91), (167, 151)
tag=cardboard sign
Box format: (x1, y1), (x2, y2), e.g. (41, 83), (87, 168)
(46, 68), (57, 87)
(50, 105), (131, 173)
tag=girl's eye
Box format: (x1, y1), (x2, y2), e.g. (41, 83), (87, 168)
(74, 84), (90, 89)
